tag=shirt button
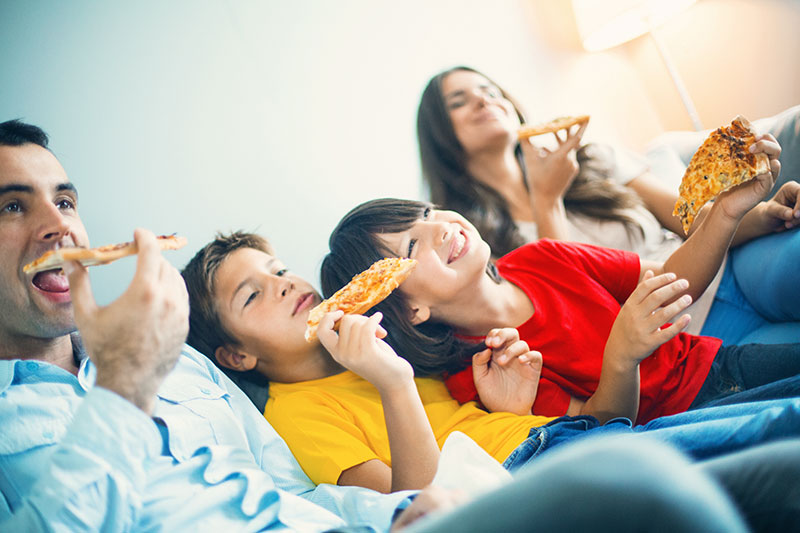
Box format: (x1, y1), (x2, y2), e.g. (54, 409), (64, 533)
(26, 361), (39, 371)
(43, 430), (54, 439)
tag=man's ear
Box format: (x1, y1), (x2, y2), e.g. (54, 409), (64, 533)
(215, 346), (258, 372)
(409, 302), (431, 326)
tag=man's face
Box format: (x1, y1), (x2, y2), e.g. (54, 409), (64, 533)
(0, 143), (89, 348)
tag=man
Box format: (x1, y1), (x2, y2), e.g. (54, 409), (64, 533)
(0, 119), (770, 532)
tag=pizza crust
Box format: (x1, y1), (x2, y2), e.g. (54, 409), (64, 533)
(517, 115), (590, 140)
(23, 234), (188, 274)
(673, 115), (769, 234)
(304, 257), (417, 342)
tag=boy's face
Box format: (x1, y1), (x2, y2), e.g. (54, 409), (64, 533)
(213, 247), (322, 369)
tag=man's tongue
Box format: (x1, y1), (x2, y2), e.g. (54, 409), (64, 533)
(32, 271), (70, 292)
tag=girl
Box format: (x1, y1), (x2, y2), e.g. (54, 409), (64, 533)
(320, 172), (800, 423)
(417, 66), (800, 344)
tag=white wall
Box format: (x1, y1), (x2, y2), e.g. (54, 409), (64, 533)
(1, 0), (797, 303)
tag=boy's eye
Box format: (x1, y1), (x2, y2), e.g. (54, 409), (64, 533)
(1, 201), (21, 213)
(275, 269), (288, 277)
(244, 291), (259, 307)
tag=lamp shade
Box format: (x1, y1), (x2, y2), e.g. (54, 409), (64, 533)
(572, 0), (697, 51)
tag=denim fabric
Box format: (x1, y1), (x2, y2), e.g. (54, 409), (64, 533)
(503, 397), (800, 471)
(701, 229), (800, 344)
(689, 343), (800, 408)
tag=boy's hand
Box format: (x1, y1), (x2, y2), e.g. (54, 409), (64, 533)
(717, 133), (781, 220)
(317, 311), (413, 392)
(605, 270), (692, 368)
(473, 328), (543, 415)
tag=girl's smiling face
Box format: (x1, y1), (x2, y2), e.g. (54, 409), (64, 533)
(377, 207), (492, 317)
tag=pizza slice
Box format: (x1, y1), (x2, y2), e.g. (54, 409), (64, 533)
(673, 115), (770, 234)
(23, 234), (188, 274)
(304, 257), (417, 342)
(517, 115), (590, 140)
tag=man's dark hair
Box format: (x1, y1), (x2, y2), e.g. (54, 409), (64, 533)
(0, 119), (50, 148)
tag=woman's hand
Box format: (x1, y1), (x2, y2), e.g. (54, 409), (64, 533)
(473, 328), (543, 415)
(318, 311), (414, 393)
(753, 180), (800, 233)
(519, 122), (587, 205)
(605, 271), (692, 368)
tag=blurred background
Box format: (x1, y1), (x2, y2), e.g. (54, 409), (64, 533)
(1, 0), (798, 302)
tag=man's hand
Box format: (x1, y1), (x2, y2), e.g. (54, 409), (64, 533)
(63, 228), (189, 414)
(605, 271), (691, 368)
(391, 486), (469, 532)
(473, 328), (543, 415)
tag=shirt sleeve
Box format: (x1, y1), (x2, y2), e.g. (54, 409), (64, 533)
(0, 387), (161, 532)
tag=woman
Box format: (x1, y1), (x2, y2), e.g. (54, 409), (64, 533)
(417, 66), (800, 344)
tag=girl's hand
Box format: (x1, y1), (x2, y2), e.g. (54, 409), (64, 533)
(605, 271), (692, 368)
(473, 328), (543, 415)
(717, 133), (781, 220)
(519, 122), (586, 205)
(318, 311), (413, 392)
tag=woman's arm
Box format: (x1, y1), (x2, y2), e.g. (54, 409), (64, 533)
(318, 312), (439, 493)
(520, 124), (587, 240)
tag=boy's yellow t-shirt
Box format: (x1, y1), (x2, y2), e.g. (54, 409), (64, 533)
(265, 371), (555, 486)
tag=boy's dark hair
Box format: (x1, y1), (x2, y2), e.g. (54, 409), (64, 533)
(320, 198), (494, 377)
(0, 119), (50, 148)
(181, 231), (273, 410)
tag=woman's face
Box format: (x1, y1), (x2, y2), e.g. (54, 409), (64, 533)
(377, 208), (492, 308)
(441, 70), (520, 154)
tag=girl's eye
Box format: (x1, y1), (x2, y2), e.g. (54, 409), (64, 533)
(422, 207), (431, 220)
(407, 238), (417, 258)
(275, 269), (288, 277)
(244, 291), (259, 307)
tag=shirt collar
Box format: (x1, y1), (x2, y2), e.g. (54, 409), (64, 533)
(0, 334), (93, 394)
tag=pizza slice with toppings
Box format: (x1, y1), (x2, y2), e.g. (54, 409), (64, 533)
(673, 115), (770, 234)
(304, 257), (417, 342)
(517, 115), (590, 140)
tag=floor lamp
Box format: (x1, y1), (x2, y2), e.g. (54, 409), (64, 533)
(571, 0), (704, 131)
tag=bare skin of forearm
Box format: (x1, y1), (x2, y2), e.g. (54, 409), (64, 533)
(573, 359), (641, 423)
(531, 197), (571, 240)
(379, 381), (440, 492)
(658, 201), (740, 301)
(629, 173), (768, 247)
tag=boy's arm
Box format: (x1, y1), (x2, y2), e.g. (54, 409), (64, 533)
(318, 312), (439, 493)
(576, 271), (692, 423)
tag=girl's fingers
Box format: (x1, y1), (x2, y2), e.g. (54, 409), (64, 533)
(642, 278), (690, 311)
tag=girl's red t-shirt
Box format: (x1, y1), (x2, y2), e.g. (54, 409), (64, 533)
(444, 240), (720, 424)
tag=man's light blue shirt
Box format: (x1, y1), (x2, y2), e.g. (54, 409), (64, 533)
(0, 343), (410, 531)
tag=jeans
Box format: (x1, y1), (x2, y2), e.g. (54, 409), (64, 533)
(503, 398), (800, 469)
(409, 436), (749, 533)
(701, 229), (800, 345)
(689, 343), (800, 408)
